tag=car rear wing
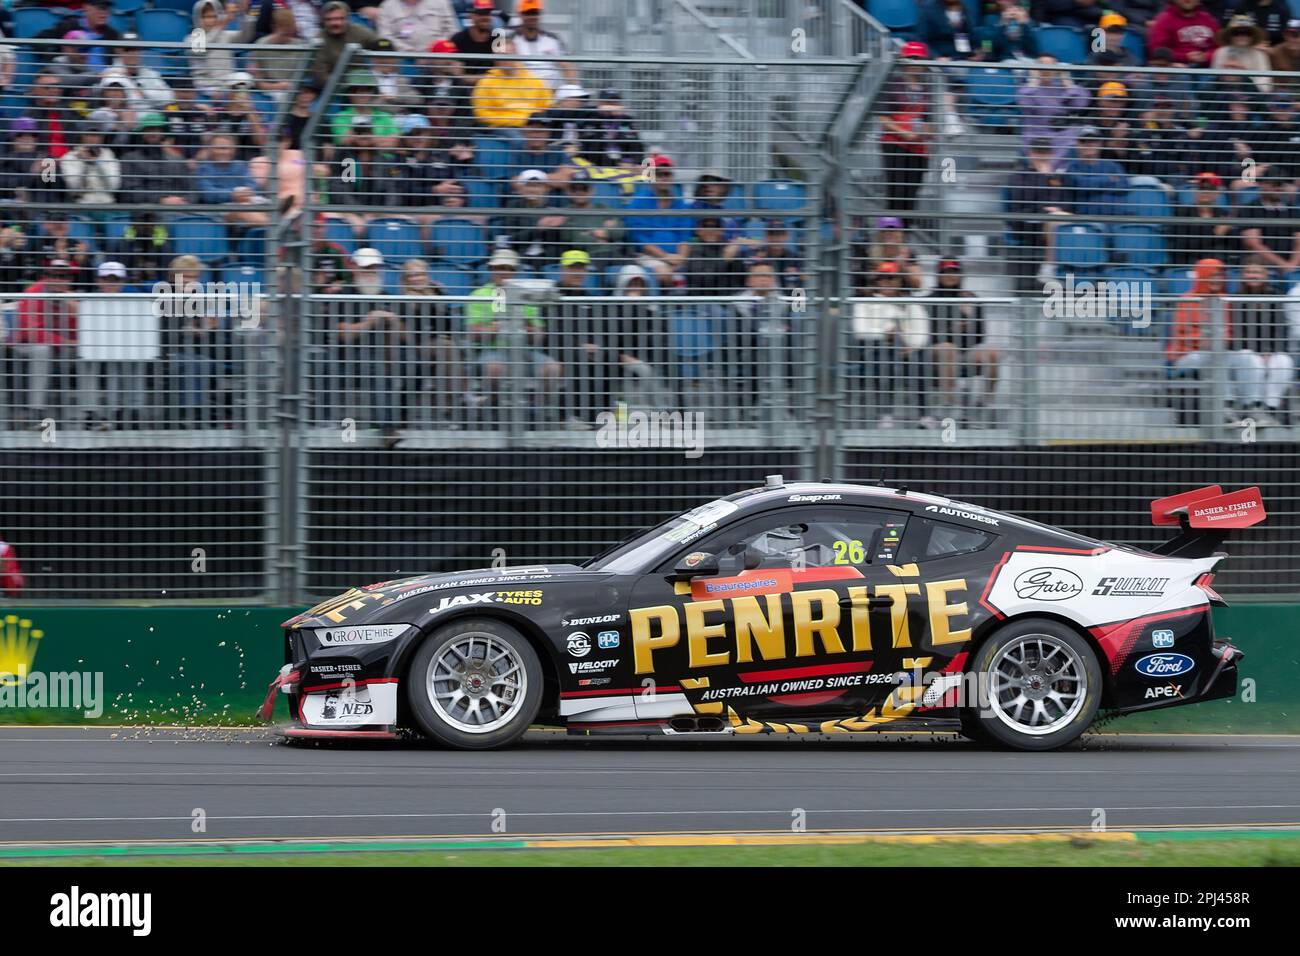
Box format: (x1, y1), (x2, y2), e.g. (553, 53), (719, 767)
(1149, 485), (1266, 558)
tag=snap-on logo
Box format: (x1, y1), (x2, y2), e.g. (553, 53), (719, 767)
(788, 494), (842, 503)
(1134, 653), (1196, 678)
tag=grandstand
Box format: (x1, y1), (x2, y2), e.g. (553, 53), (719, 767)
(0, 0), (1296, 604)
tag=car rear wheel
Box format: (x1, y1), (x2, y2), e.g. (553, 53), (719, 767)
(407, 618), (543, 750)
(964, 619), (1102, 751)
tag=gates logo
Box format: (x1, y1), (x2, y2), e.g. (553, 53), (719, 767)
(1012, 567), (1084, 602)
(1134, 653), (1195, 678)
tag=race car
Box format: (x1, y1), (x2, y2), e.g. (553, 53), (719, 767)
(260, 477), (1263, 751)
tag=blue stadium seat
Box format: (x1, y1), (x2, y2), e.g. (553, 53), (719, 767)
(49, 217), (98, 252)
(1120, 29), (1146, 65)
(11, 8), (63, 38)
(752, 179), (808, 215)
(1054, 222), (1108, 270)
(1034, 26), (1089, 64)
(463, 178), (501, 208)
(136, 9), (191, 43)
(169, 215), (231, 264)
(428, 218), (488, 268)
(473, 136), (515, 182)
(966, 68), (1019, 127)
(114, 0), (145, 13)
(1162, 266), (1194, 303)
(321, 217), (358, 254)
(235, 227), (267, 266)
(590, 180), (625, 207)
(1127, 185), (1172, 218)
(366, 217), (425, 263)
(1112, 224), (1167, 267)
(427, 260), (476, 297)
(868, 0), (919, 32)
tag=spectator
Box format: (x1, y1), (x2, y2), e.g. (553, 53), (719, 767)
(49, 32), (99, 100)
(747, 219), (804, 291)
(1063, 126), (1128, 216)
(37, 0), (123, 69)
(538, 84), (595, 158)
(1167, 257), (1249, 424)
(0, 117), (57, 206)
(1091, 13), (1139, 67)
(393, 258), (463, 423)
(1107, 0), (1163, 29)
(879, 41), (933, 222)
(927, 258), (1000, 425)
(36, 216), (95, 290)
(370, 39), (423, 111)
(0, 225), (38, 296)
(582, 89), (644, 169)
(311, 216), (354, 294)
(78, 261), (151, 431)
(690, 171), (743, 240)
(683, 217), (746, 296)
(450, 0), (500, 79)
(558, 170), (624, 265)
(332, 72), (401, 150)
(29, 74), (73, 162)
(101, 34), (173, 112)
(471, 42), (553, 129)
(280, 85), (319, 150)
(919, 0), (985, 59)
(312, 0), (380, 87)
(1227, 0), (1288, 44)
(549, 247), (620, 426)
(732, 261), (798, 413)
(118, 113), (191, 272)
(0, 536), (24, 597)
(626, 155), (693, 283)
(1199, 90), (1257, 183)
(197, 134), (260, 204)
(1212, 16), (1272, 91)
(1033, 0), (1104, 30)
(1018, 58), (1090, 163)
(510, 0), (576, 91)
(419, 39), (477, 129)
(376, 0), (456, 54)
(212, 76), (271, 162)
(980, 0), (1040, 60)
(1239, 172), (1300, 274)
(250, 7), (307, 104)
(1007, 137), (1072, 285)
(1232, 259), (1294, 424)
(1250, 93), (1300, 182)
(60, 117), (121, 207)
(190, 0), (248, 99)
(866, 217), (924, 292)
(335, 247), (407, 440)
(13, 262), (78, 427)
(496, 169), (568, 269)
(464, 248), (562, 419)
(1174, 171), (1234, 265)
(1268, 19), (1300, 78)
(162, 76), (216, 162)
(517, 114), (568, 177)
(331, 115), (406, 207)
(1147, 0), (1220, 66)
(850, 262), (932, 429)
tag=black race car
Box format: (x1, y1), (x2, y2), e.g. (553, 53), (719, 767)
(259, 477), (1263, 751)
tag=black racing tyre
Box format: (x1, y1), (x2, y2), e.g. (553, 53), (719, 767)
(963, 618), (1102, 752)
(406, 617), (543, 750)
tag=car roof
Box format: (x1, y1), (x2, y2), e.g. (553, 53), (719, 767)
(725, 480), (1101, 546)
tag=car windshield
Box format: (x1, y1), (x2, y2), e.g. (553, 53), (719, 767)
(584, 499), (739, 574)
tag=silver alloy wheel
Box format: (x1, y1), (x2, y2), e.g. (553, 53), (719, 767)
(426, 632), (528, 734)
(987, 635), (1087, 737)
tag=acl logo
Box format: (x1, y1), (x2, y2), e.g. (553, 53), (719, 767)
(566, 632), (592, 657)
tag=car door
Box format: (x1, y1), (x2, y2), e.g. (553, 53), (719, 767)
(627, 504), (916, 726)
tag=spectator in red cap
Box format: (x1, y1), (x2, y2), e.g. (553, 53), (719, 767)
(511, 0), (576, 91)
(626, 154), (694, 283)
(1173, 171), (1232, 266)
(376, 0), (457, 55)
(878, 42), (932, 223)
(451, 0), (502, 80)
(13, 263), (78, 427)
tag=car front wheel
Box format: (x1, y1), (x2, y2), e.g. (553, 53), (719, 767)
(407, 618), (543, 749)
(964, 619), (1102, 751)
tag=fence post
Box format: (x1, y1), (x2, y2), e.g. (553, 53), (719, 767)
(1017, 297), (1039, 444)
(1203, 294), (1228, 439)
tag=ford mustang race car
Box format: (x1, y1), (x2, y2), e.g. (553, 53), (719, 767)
(260, 477), (1263, 751)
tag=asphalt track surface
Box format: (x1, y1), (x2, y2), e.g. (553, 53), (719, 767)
(0, 727), (1297, 847)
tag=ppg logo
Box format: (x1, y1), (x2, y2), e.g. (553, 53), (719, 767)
(1135, 653), (1195, 678)
(1151, 629), (1175, 648)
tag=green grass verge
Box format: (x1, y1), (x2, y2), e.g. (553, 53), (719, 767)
(7, 836), (1300, 867)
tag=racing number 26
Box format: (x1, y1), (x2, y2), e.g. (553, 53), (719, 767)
(832, 538), (866, 565)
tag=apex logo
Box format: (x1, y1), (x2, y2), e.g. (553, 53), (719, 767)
(1144, 684), (1183, 700)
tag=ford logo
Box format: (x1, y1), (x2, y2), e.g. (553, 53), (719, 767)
(1134, 653), (1196, 678)
(1012, 567), (1085, 601)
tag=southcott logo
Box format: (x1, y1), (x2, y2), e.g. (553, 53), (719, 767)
(1012, 568), (1084, 601)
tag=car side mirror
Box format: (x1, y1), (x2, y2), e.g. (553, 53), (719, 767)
(668, 550), (720, 582)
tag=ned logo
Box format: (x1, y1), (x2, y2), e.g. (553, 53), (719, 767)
(50, 886), (152, 936)
(1042, 274), (1151, 329)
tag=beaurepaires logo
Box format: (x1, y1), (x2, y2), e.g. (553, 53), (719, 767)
(0, 615), (103, 718)
(50, 886), (151, 936)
